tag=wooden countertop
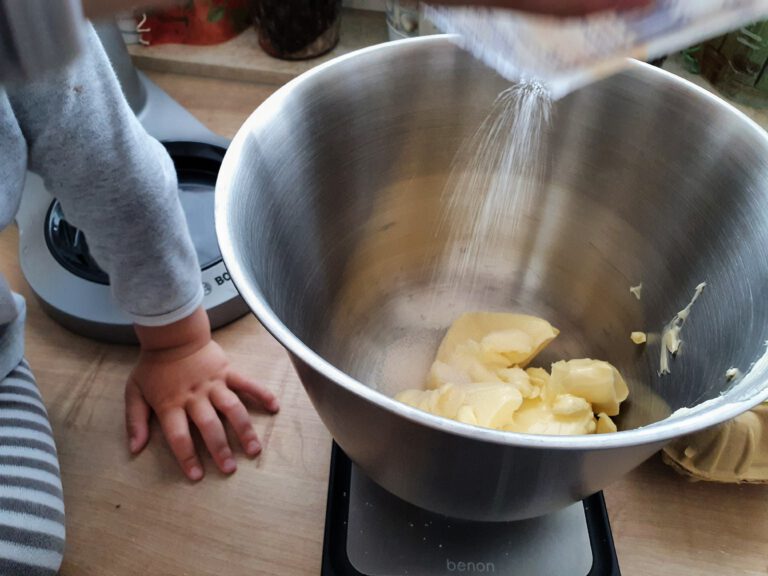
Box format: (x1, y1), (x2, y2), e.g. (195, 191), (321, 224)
(1, 70), (766, 575)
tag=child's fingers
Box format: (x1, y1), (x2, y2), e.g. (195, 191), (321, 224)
(187, 398), (237, 475)
(125, 379), (151, 455)
(227, 371), (280, 414)
(158, 408), (204, 481)
(210, 387), (262, 457)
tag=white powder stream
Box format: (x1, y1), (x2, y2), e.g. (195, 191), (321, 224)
(437, 82), (552, 290)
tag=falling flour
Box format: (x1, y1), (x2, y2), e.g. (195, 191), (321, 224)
(438, 82), (552, 289)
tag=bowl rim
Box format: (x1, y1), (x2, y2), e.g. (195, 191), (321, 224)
(216, 34), (768, 450)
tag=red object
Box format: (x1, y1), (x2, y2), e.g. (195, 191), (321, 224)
(139, 0), (252, 46)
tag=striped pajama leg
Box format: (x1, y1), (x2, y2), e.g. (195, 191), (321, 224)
(0, 359), (65, 575)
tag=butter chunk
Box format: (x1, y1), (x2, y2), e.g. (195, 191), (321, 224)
(505, 398), (597, 435)
(397, 383), (465, 419)
(498, 367), (539, 398)
(481, 329), (534, 366)
(526, 367), (550, 390)
(434, 313), (559, 369)
(435, 384), (468, 418)
(395, 312), (628, 436)
(552, 394), (593, 416)
(397, 382), (523, 429)
(427, 360), (472, 389)
(596, 413), (618, 434)
(427, 340), (505, 389)
(549, 359), (629, 417)
(459, 383), (523, 428)
(457, 405), (478, 426)
(427, 313), (559, 389)
(630, 332), (647, 345)
(396, 388), (442, 413)
(725, 368), (741, 382)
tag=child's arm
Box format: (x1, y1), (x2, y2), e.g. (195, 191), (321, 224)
(8, 24), (278, 480)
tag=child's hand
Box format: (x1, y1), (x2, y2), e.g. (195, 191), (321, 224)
(125, 307), (279, 481)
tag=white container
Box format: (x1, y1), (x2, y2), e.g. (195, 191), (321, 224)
(427, 0), (768, 98)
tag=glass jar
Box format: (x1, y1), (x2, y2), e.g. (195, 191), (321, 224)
(697, 20), (768, 108)
(254, 0), (342, 60)
(386, 0), (419, 40)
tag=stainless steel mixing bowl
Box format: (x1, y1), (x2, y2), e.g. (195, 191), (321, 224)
(216, 36), (768, 521)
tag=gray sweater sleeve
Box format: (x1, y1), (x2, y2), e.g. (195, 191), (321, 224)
(0, 0), (85, 84)
(7, 25), (203, 326)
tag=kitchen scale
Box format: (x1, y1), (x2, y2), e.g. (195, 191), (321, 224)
(15, 22), (248, 343)
(323, 444), (620, 576)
